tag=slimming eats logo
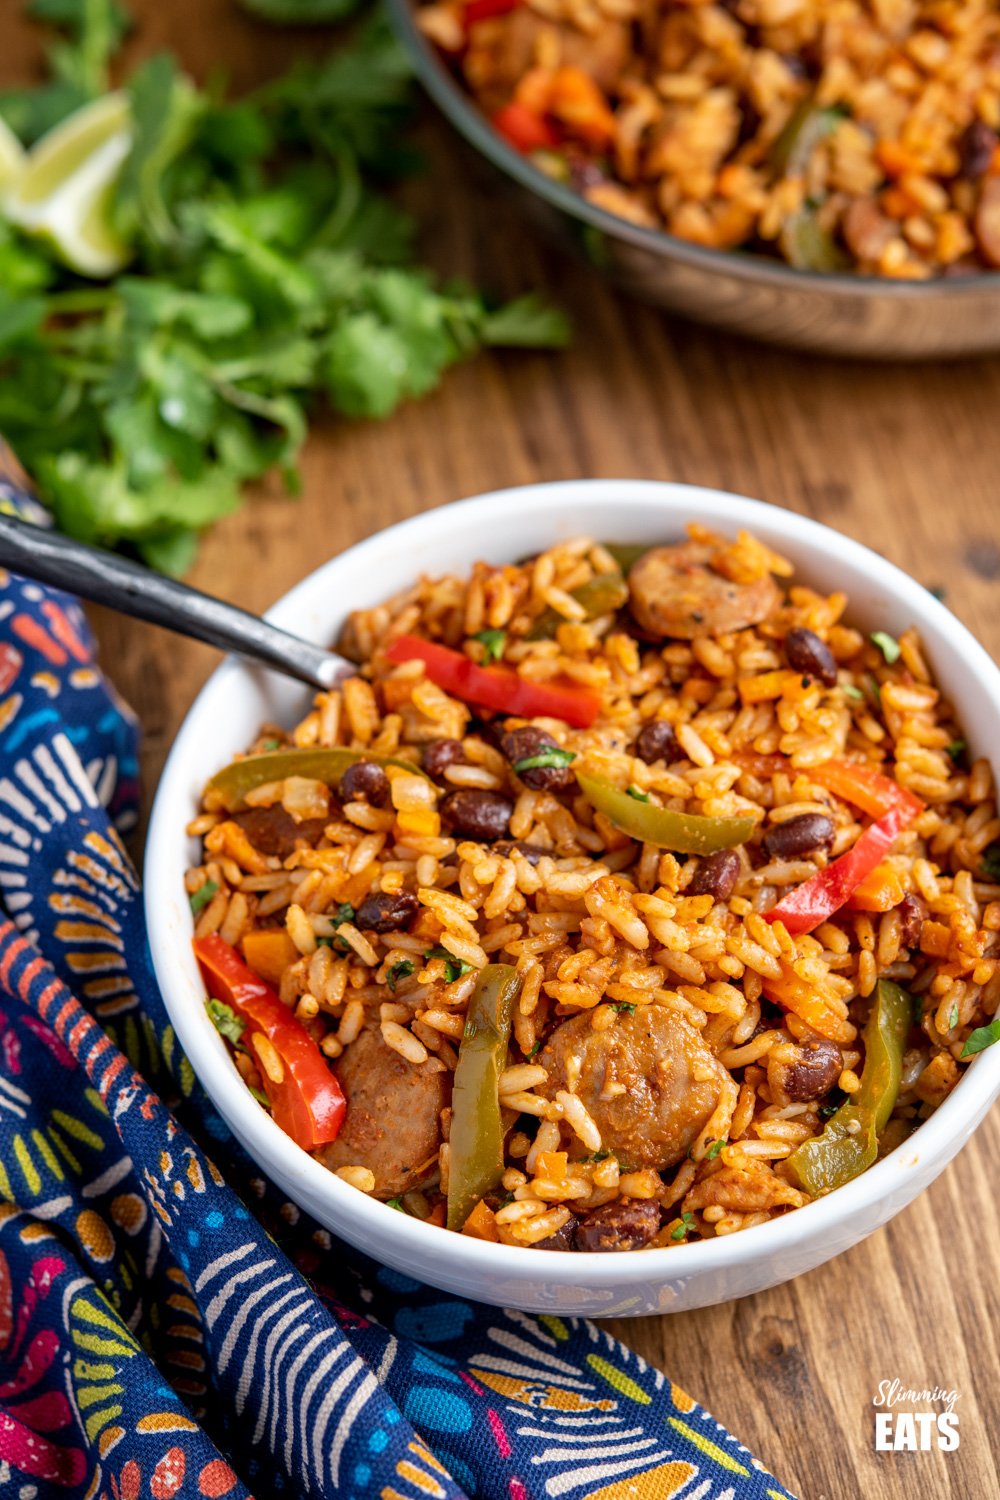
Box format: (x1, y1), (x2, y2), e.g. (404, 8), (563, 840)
(873, 1379), (960, 1452)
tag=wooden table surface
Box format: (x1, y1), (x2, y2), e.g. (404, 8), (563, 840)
(8, 4), (1000, 1497)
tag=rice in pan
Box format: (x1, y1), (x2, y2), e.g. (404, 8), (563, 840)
(416, 0), (1000, 277)
(187, 525), (1000, 1252)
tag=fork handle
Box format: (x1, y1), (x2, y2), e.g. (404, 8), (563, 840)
(0, 514), (347, 692)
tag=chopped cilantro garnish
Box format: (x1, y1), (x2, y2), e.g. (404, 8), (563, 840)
(981, 842), (1000, 882)
(330, 902), (356, 951)
(842, 684), (864, 701)
(611, 1001), (637, 1016)
(385, 1196), (406, 1213)
(585, 1150), (612, 1163)
(206, 998), (245, 1046)
(626, 787), (650, 802)
(425, 945), (473, 983)
(867, 674), (882, 705)
(818, 1087), (847, 1120)
(962, 1017), (1000, 1058)
(189, 879), (219, 915)
(527, 1039), (543, 1059)
(949, 1004), (959, 1031)
(871, 631), (901, 665)
(946, 740), (966, 763)
(512, 747), (577, 775)
(670, 1211), (696, 1242)
(473, 628), (507, 663)
(261, 738), (281, 751)
(705, 1139), (725, 1161)
(386, 959), (415, 993)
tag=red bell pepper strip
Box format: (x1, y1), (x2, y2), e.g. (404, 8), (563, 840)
(763, 805), (913, 936)
(810, 759), (923, 822)
(465, 0), (522, 24)
(194, 934), (345, 1151)
(385, 634), (601, 728)
(492, 102), (557, 153)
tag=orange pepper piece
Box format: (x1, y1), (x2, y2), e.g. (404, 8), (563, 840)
(548, 67), (616, 150)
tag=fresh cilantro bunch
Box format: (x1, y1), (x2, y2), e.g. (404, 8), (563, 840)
(0, 1), (568, 572)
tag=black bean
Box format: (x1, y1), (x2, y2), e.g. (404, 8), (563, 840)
(534, 1214), (579, 1251)
(575, 1199), (661, 1253)
(494, 840), (549, 866)
(423, 739), (465, 783)
(441, 790), (513, 841)
(232, 807), (328, 859)
(355, 890), (420, 934)
(633, 720), (680, 765)
(783, 628), (838, 687)
(960, 119), (999, 179)
(501, 725), (576, 793)
(774, 1039), (842, 1103)
(898, 893), (926, 950)
(762, 813), (835, 861)
(340, 759), (390, 807)
(689, 848), (741, 902)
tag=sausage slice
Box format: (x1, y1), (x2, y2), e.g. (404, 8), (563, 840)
(628, 541), (781, 640)
(537, 1007), (728, 1171)
(317, 1027), (449, 1199)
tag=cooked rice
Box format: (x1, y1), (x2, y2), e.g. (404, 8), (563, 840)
(188, 525), (1000, 1251)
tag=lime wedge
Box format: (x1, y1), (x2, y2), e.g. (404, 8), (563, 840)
(4, 93), (133, 278)
(0, 117), (27, 193)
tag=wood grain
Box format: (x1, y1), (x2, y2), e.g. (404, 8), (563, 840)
(5, 4), (1000, 1496)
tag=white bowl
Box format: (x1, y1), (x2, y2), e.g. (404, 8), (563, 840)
(145, 480), (1000, 1316)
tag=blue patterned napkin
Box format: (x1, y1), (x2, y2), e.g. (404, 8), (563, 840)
(0, 444), (797, 1500)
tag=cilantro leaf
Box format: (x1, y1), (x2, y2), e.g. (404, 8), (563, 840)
(626, 786), (650, 802)
(670, 1211), (696, 1242)
(946, 740), (966, 763)
(610, 1001), (636, 1016)
(962, 1017), (1000, 1058)
(473, 628), (506, 663)
(871, 631), (901, 665)
(705, 1138), (725, 1160)
(205, 997), (245, 1046)
(386, 958), (415, 993)
(481, 293), (571, 349)
(189, 878), (219, 914)
(512, 747), (576, 775)
(239, 0), (363, 19)
(425, 945), (473, 984)
(981, 842), (1000, 882)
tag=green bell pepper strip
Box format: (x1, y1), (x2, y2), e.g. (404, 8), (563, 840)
(575, 771), (755, 855)
(446, 964), (522, 1233)
(204, 747), (428, 812)
(786, 978), (911, 1196)
(770, 100), (847, 177)
(603, 542), (653, 573)
(526, 572), (629, 640)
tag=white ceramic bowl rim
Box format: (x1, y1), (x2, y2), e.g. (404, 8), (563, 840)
(145, 480), (1000, 1291)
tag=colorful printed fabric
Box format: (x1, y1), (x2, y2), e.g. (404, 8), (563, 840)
(0, 446), (798, 1500)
